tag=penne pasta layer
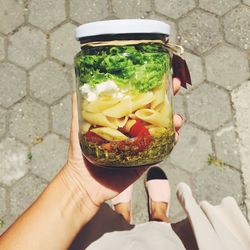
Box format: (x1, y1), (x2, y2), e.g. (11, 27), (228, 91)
(135, 109), (169, 127)
(103, 97), (132, 118)
(83, 96), (121, 113)
(151, 84), (166, 109)
(131, 92), (154, 112)
(80, 121), (91, 134)
(81, 111), (118, 129)
(91, 127), (128, 141)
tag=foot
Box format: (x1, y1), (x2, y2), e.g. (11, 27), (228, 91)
(111, 184), (133, 224)
(151, 201), (170, 223)
(114, 202), (131, 223)
(146, 166), (171, 223)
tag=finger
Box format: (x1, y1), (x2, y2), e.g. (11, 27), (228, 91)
(70, 91), (80, 146)
(173, 114), (183, 132)
(173, 78), (181, 95)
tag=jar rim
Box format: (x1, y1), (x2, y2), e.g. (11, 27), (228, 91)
(75, 19), (170, 41)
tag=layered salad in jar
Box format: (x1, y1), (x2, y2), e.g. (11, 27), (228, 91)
(75, 43), (175, 167)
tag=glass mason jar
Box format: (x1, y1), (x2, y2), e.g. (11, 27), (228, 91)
(74, 20), (175, 167)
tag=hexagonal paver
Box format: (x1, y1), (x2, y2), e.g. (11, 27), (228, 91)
(199, 0), (240, 16)
(0, 0), (25, 34)
(214, 124), (240, 169)
(50, 23), (79, 65)
(29, 0), (66, 31)
(0, 107), (6, 138)
(0, 187), (6, 215)
(223, 6), (250, 50)
(187, 84), (232, 130)
(0, 214), (16, 235)
(30, 61), (70, 104)
(132, 175), (148, 224)
(0, 63), (26, 108)
(31, 134), (67, 181)
(70, 0), (109, 23)
(0, 36), (5, 61)
(193, 165), (243, 205)
(205, 45), (249, 90)
(8, 26), (47, 69)
(10, 175), (47, 217)
(232, 81), (250, 219)
(52, 94), (71, 138)
(112, 0), (151, 19)
(170, 123), (212, 172)
(9, 99), (49, 144)
(184, 52), (204, 90)
(179, 10), (222, 54)
(0, 138), (29, 186)
(148, 14), (177, 42)
(160, 162), (192, 221)
(155, 0), (195, 19)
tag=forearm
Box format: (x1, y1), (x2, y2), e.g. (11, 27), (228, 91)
(0, 165), (99, 250)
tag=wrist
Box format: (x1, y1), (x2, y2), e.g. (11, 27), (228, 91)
(57, 165), (99, 225)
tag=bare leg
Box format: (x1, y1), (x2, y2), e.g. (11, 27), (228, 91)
(113, 203), (131, 224)
(150, 201), (170, 223)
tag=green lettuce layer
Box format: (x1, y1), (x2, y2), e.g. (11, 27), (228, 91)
(75, 43), (170, 93)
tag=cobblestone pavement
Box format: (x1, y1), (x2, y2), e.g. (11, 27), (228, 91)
(0, 0), (249, 233)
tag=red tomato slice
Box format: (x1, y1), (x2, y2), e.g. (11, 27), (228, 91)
(85, 131), (106, 145)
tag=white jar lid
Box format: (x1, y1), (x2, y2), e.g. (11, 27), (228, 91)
(75, 19), (170, 41)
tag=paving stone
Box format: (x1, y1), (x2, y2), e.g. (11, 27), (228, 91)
(187, 84), (232, 130)
(0, 107), (6, 138)
(214, 124), (241, 169)
(0, 36), (4, 61)
(9, 99), (49, 144)
(0, 138), (29, 186)
(193, 165), (243, 205)
(30, 61), (70, 104)
(132, 175), (149, 224)
(155, 0), (195, 19)
(205, 45), (249, 90)
(70, 0), (109, 23)
(112, 0), (151, 19)
(160, 162), (192, 221)
(50, 23), (79, 65)
(10, 175), (47, 217)
(199, 0), (240, 16)
(148, 14), (177, 42)
(179, 10), (222, 54)
(232, 81), (250, 220)
(0, 214), (16, 235)
(52, 94), (71, 139)
(8, 26), (47, 69)
(31, 134), (67, 181)
(223, 6), (250, 50)
(0, 63), (26, 108)
(184, 52), (204, 90)
(170, 123), (212, 172)
(0, 0), (25, 34)
(29, 0), (66, 31)
(0, 187), (6, 215)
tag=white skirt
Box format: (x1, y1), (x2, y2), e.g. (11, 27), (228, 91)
(87, 183), (250, 250)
